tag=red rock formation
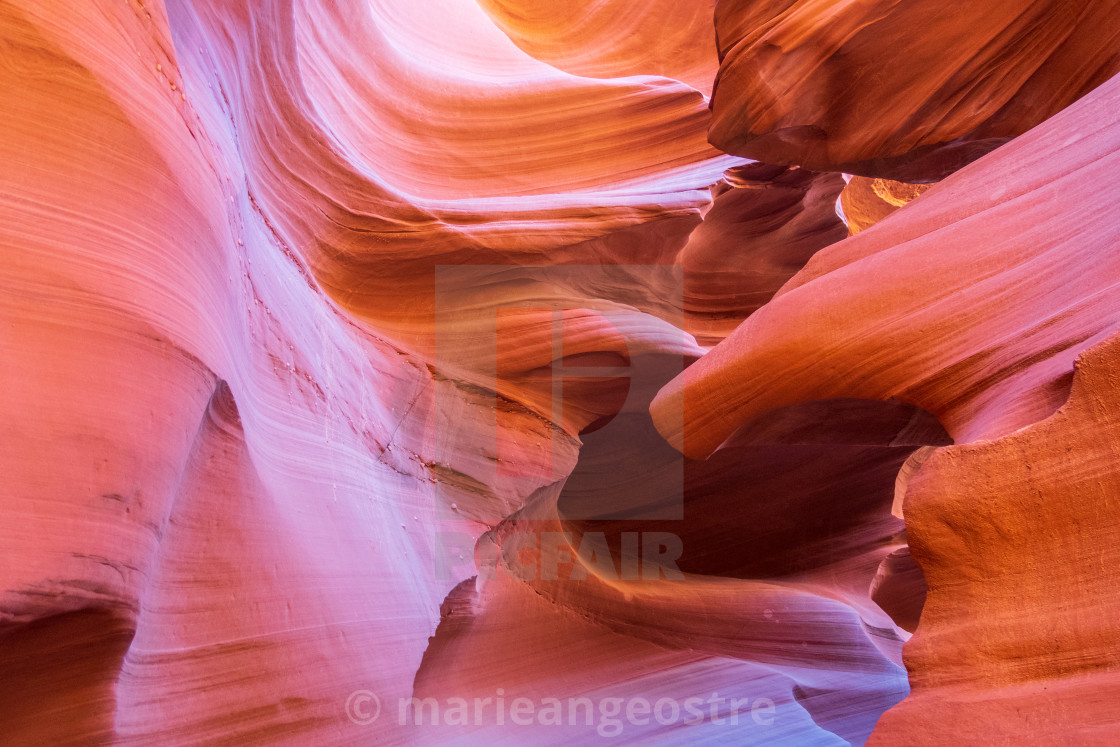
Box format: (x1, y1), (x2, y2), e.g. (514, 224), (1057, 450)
(710, 0), (1120, 180)
(654, 64), (1120, 742)
(0, 0), (882, 743)
(6, 0), (1119, 743)
(868, 547), (925, 634)
(680, 162), (849, 342)
(653, 70), (1120, 460)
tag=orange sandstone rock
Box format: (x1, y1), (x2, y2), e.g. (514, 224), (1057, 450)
(840, 177), (934, 236)
(872, 333), (1120, 743)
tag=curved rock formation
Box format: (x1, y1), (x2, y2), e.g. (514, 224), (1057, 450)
(477, 0), (720, 95)
(653, 63), (1120, 743)
(0, 0), (881, 743)
(710, 0), (1120, 180)
(868, 547), (926, 635)
(870, 333), (1120, 744)
(680, 162), (848, 342)
(6, 0), (1120, 743)
(653, 70), (1120, 460)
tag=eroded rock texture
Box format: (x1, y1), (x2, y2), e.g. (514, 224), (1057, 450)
(0, 0), (890, 743)
(476, 0), (720, 95)
(3, 0), (1119, 744)
(654, 52), (1120, 744)
(653, 70), (1120, 461)
(710, 0), (1120, 180)
(681, 162), (848, 342)
(872, 329), (1120, 743)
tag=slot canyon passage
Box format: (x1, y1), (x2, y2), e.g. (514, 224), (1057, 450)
(2, 0), (1120, 744)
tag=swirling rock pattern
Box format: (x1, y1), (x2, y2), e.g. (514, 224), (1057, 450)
(653, 70), (1120, 460)
(0, 0), (876, 743)
(4, 0), (1120, 744)
(654, 59), (1120, 743)
(710, 0), (1120, 180)
(477, 0), (720, 95)
(680, 162), (848, 342)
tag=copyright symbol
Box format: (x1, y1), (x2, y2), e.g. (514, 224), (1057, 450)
(346, 690), (381, 725)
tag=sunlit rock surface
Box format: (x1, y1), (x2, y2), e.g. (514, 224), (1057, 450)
(0, 0), (882, 743)
(477, 0), (720, 95)
(710, 0), (1120, 180)
(3, 0), (1119, 744)
(839, 178), (933, 236)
